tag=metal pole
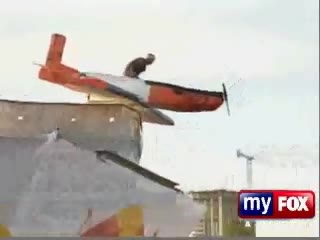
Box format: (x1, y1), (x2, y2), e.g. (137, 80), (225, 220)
(237, 149), (254, 228)
(218, 194), (223, 236)
(236, 150), (254, 189)
(247, 158), (253, 189)
(210, 197), (214, 236)
(246, 158), (254, 228)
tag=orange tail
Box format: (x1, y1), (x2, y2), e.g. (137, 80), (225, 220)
(45, 33), (66, 66)
(38, 33), (79, 84)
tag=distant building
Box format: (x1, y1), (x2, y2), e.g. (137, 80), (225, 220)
(189, 189), (255, 237)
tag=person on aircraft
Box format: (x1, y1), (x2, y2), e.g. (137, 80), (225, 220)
(123, 53), (155, 78)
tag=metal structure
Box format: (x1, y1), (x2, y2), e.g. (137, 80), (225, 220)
(0, 100), (204, 236)
(236, 149), (255, 228)
(189, 190), (255, 237)
(236, 149), (254, 189)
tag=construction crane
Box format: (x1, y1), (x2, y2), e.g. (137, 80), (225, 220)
(236, 149), (255, 228)
(236, 149), (254, 189)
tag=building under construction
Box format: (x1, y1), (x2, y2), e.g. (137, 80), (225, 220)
(189, 189), (256, 237)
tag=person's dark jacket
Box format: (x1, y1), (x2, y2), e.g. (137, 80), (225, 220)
(123, 54), (155, 78)
(124, 58), (149, 78)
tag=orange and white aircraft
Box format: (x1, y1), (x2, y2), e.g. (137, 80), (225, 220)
(36, 33), (230, 126)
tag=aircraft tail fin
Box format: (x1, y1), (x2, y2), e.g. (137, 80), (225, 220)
(35, 33), (79, 83)
(45, 33), (66, 66)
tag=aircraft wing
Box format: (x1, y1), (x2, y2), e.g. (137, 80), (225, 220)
(76, 80), (175, 126)
(37, 33), (227, 124)
(103, 83), (175, 126)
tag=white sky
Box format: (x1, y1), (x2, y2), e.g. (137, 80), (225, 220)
(0, 0), (318, 190)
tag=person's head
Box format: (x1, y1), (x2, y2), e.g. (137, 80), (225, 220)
(145, 53), (155, 64)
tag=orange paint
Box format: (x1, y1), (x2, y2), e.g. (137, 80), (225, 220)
(37, 33), (226, 114)
(81, 215), (120, 237)
(148, 85), (224, 112)
(38, 33), (108, 92)
(45, 33), (66, 66)
(75, 77), (108, 89)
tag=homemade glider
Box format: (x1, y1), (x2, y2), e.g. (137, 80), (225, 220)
(35, 33), (230, 126)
